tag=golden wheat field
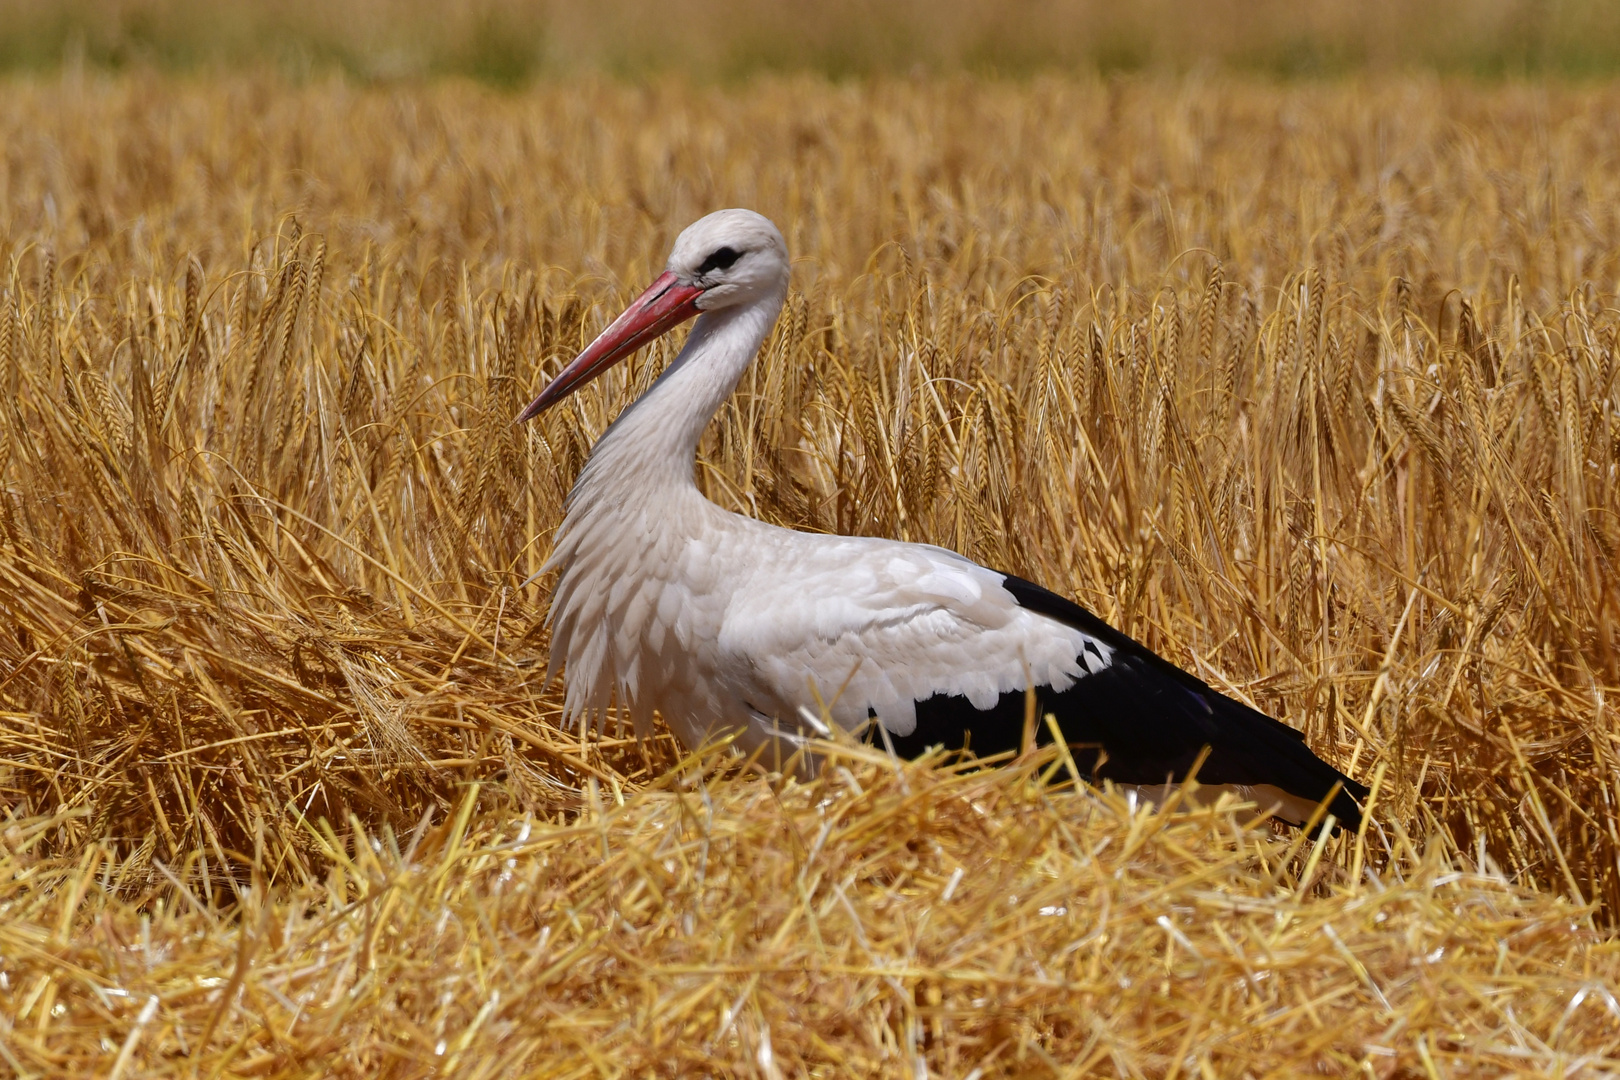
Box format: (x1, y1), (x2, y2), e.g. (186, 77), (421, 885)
(2, 72), (1620, 1076)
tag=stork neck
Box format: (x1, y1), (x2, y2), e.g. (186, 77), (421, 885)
(577, 292), (782, 498)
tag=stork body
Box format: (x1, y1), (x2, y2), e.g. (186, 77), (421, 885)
(522, 210), (1367, 829)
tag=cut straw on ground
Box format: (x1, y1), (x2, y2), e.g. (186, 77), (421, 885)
(4, 746), (1619, 1077)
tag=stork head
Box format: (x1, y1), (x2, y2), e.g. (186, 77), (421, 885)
(517, 209), (789, 422)
(667, 208), (790, 310)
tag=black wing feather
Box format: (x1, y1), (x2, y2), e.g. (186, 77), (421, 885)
(884, 573), (1368, 829)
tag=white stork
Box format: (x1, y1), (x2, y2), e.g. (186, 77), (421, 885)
(518, 209), (1367, 829)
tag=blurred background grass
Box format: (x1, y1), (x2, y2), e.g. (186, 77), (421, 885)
(1, 0), (1619, 83)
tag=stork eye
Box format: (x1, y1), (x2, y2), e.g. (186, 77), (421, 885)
(698, 246), (742, 274)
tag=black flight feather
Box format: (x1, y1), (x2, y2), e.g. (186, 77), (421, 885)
(880, 572), (1368, 830)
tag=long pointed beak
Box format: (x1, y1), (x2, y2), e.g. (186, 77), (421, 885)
(516, 270), (705, 423)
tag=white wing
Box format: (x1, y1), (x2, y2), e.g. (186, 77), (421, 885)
(718, 534), (1112, 736)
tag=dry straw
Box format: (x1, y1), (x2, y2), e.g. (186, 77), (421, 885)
(0, 74), (1618, 1074)
(4, 746), (1619, 1077)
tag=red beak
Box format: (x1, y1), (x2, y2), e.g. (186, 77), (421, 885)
(516, 271), (706, 423)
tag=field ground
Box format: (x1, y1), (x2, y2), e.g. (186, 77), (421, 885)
(1, 73), (1619, 1075)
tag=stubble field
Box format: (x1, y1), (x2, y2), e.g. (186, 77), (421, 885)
(2, 74), (1620, 1076)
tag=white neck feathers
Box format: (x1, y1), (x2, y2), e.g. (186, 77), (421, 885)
(541, 289), (785, 729)
(571, 294), (783, 500)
